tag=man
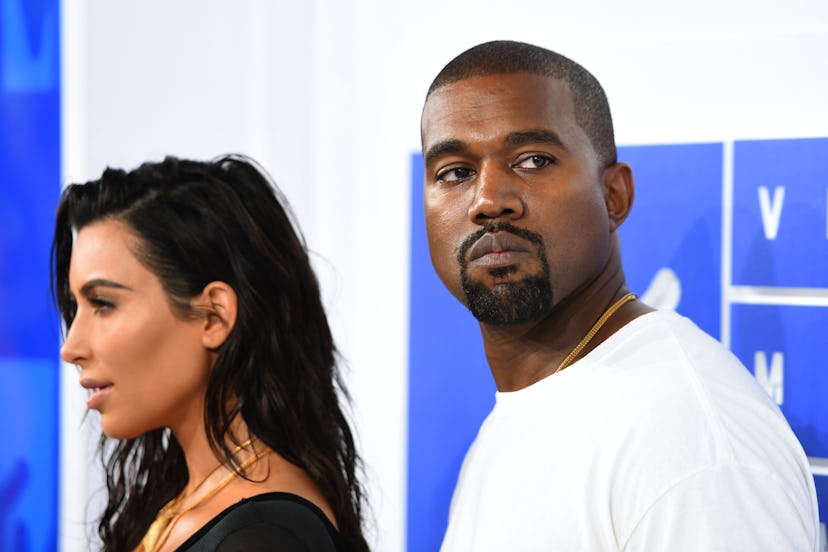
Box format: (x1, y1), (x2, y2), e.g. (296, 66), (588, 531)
(421, 40), (819, 550)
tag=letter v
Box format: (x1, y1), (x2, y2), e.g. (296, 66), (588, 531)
(758, 186), (785, 240)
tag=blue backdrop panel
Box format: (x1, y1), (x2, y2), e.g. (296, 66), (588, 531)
(815, 475), (828, 527)
(617, 143), (723, 339)
(732, 138), (828, 288)
(0, 361), (57, 551)
(407, 153), (495, 552)
(0, 0), (61, 549)
(730, 304), (828, 457)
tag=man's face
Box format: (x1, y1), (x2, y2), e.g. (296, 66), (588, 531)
(421, 73), (612, 325)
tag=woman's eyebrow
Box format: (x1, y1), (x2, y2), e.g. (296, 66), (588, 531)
(79, 278), (132, 295)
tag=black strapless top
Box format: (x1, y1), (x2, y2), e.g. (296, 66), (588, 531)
(177, 492), (345, 551)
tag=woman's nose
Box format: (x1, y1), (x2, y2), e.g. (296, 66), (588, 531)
(60, 316), (90, 366)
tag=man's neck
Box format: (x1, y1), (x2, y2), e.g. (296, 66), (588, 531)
(480, 274), (651, 392)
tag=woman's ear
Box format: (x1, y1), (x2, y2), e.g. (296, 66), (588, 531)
(602, 162), (635, 232)
(197, 281), (238, 349)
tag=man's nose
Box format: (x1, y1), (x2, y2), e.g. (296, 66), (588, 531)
(467, 161), (525, 225)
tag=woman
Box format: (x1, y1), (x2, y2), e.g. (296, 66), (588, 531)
(52, 155), (370, 551)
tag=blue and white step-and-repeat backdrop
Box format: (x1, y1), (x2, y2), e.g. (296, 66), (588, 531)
(408, 138), (828, 550)
(2, 1), (826, 550)
(0, 0), (61, 549)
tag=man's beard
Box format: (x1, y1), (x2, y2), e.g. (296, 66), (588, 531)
(458, 222), (553, 326)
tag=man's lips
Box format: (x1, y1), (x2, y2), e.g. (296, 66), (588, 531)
(467, 232), (534, 265)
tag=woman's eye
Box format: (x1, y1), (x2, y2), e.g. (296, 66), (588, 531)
(90, 297), (114, 314)
(514, 155), (555, 169)
(437, 167), (474, 183)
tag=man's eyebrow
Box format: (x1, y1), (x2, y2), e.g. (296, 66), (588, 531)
(424, 139), (467, 165)
(505, 129), (567, 150)
(79, 279), (132, 295)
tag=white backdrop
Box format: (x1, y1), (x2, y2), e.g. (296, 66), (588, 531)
(59, 1), (828, 550)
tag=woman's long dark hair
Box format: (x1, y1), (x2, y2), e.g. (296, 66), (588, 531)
(51, 155), (369, 551)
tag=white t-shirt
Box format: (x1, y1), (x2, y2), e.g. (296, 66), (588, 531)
(441, 311), (819, 551)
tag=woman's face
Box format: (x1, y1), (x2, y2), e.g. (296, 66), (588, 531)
(60, 220), (212, 439)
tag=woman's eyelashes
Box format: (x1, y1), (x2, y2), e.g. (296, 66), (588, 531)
(87, 295), (115, 314)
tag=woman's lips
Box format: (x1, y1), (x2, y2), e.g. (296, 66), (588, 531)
(80, 377), (114, 410)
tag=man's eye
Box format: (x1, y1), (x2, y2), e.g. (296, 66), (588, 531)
(437, 167), (474, 183)
(514, 155), (555, 169)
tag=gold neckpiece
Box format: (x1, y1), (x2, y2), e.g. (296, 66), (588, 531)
(552, 292), (637, 375)
(139, 437), (271, 552)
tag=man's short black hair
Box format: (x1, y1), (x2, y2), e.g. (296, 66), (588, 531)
(427, 40), (617, 168)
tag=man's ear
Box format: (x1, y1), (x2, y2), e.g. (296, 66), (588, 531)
(602, 162), (634, 232)
(197, 281), (238, 350)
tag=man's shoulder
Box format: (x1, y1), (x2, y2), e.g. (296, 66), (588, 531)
(593, 309), (760, 403)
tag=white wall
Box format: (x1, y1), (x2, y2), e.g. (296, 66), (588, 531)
(61, 1), (828, 551)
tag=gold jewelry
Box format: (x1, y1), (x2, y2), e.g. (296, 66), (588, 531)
(139, 438), (271, 552)
(552, 292), (637, 375)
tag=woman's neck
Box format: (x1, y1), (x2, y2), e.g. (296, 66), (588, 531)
(172, 415), (254, 496)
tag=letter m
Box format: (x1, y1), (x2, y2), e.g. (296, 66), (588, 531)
(753, 351), (784, 405)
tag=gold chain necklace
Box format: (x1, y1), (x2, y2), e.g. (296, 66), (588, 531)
(552, 292), (637, 375)
(139, 438), (271, 552)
